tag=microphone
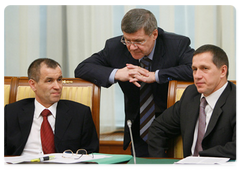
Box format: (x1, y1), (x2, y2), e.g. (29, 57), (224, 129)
(127, 120), (136, 164)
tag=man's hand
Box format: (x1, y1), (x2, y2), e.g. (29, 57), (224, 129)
(115, 64), (156, 87)
(127, 64), (156, 85)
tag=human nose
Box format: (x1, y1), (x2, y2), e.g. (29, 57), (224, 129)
(194, 69), (203, 79)
(53, 80), (62, 89)
(129, 43), (138, 50)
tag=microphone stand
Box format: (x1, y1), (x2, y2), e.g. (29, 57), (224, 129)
(127, 120), (136, 164)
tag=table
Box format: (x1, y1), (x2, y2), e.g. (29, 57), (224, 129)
(127, 157), (179, 164)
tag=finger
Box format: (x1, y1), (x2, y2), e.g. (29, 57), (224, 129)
(132, 81), (141, 87)
(138, 69), (149, 77)
(129, 77), (139, 83)
(133, 74), (147, 82)
(127, 66), (149, 77)
(126, 63), (138, 69)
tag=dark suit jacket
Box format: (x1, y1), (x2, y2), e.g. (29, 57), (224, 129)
(4, 98), (99, 156)
(75, 27), (194, 149)
(148, 81), (236, 160)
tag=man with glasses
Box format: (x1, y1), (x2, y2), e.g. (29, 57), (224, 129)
(5, 58), (99, 156)
(75, 8), (194, 157)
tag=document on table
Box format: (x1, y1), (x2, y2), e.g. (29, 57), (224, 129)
(174, 156), (230, 165)
(5, 153), (110, 164)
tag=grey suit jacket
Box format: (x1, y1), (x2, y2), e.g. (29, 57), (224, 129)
(148, 81), (236, 160)
(5, 98), (99, 156)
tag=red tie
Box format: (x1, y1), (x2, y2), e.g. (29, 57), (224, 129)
(40, 109), (55, 154)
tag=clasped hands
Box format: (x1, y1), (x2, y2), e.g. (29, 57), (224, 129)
(115, 64), (156, 87)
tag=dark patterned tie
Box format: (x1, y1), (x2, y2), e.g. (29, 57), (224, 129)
(194, 97), (207, 156)
(139, 57), (155, 142)
(41, 109), (55, 154)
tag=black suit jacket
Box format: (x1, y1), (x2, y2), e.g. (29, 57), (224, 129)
(75, 27), (194, 149)
(148, 82), (236, 160)
(4, 98), (99, 156)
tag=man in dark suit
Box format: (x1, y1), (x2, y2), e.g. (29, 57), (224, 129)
(5, 58), (99, 156)
(75, 8), (194, 156)
(148, 44), (236, 160)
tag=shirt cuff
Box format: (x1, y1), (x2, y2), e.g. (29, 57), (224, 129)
(109, 69), (118, 84)
(155, 70), (160, 83)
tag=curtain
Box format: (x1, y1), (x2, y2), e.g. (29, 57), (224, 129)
(4, 5), (236, 133)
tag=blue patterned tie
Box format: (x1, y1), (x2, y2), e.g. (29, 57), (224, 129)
(139, 57), (155, 142)
(194, 97), (207, 156)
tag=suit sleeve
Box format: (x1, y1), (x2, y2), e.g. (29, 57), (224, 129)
(148, 101), (181, 157)
(4, 105), (8, 155)
(158, 36), (194, 84)
(74, 40), (114, 88)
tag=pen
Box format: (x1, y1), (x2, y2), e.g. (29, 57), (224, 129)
(31, 155), (55, 162)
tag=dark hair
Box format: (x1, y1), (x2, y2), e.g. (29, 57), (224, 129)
(193, 44), (229, 78)
(28, 58), (61, 82)
(121, 8), (157, 35)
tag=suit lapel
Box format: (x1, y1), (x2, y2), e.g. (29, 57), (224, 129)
(187, 95), (201, 130)
(183, 95), (201, 148)
(178, 92), (201, 157)
(17, 100), (35, 153)
(55, 101), (72, 140)
(152, 29), (165, 71)
(204, 83), (231, 138)
(149, 31), (164, 94)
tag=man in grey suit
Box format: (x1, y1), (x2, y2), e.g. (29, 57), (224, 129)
(148, 44), (236, 160)
(5, 58), (99, 156)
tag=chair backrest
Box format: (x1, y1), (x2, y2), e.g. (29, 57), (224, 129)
(4, 77), (101, 137)
(167, 80), (236, 158)
(4, 77), (12, 106)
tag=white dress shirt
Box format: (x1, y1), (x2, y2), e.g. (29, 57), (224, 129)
(191, 82), (228, 155)
(21, 99), (57, 156)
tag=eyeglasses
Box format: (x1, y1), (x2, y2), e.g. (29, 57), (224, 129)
(120, 33), (152, 47)
(121, 36), (147, 47)
(62, 149), (94, 160)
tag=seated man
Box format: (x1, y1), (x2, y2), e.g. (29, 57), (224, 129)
(5, 58), (99, 156)
(148, 44), (236, 160)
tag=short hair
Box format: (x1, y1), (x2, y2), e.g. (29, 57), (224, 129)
(121, 8), (158, 35)
(193, 44), (229, 78)
(28, 58), (61, 82)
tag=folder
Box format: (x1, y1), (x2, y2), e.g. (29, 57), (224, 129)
(127, 157), (179, 164)
(90, 153), (132, 164)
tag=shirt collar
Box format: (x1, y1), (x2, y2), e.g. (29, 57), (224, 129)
(34, 99), (58, 119)
(201, 82), (228, 110)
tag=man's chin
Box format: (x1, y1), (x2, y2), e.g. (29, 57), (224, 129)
(131, 54), (144, 60)
(51, 96), (61, 103)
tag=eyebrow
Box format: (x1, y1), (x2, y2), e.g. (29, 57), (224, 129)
(45, 75), (62, 80)
(124, 36), (145, 42)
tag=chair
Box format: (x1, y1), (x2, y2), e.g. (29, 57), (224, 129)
(4, 77), (101, 137)
(167, 80), (194, 158)
(4, 77), (12, 106)
(167, 80), (236, 158)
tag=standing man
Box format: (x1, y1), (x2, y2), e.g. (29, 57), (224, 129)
(5, 58), (99, 156)
(148, 45), (236, 160)
(75, 8), (194, 156)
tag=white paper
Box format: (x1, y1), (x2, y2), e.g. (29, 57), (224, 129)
(174, 156), (230, 165)
(5, 153), (110, 164)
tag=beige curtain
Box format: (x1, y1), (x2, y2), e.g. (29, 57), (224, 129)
(4, 5), (236, 134)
